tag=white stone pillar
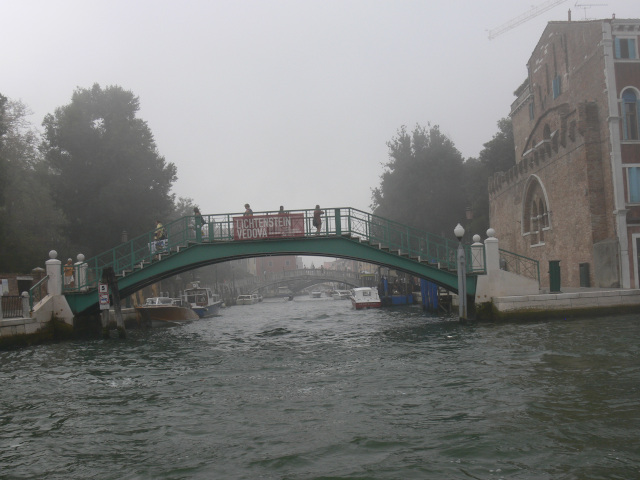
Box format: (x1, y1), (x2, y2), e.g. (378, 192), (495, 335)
(46, 250), (62, 296)
(75, 254), (88, 292)
(470, 234), (485, 272)
(484, 228), (500, 273)
(21, 291), (30, 317)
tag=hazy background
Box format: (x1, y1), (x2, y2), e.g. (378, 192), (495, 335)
(3, 0), (637, 215)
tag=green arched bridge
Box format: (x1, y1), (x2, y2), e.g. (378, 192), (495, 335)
(63, 208), (485, 314)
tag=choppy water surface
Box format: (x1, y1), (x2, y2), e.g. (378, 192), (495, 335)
(1, 297), (639, 479)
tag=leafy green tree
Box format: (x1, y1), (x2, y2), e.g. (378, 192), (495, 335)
(41, 84), (177, 255)
(171, 196), (198, 221)
(0, 99), (68, 271)
(0, 93), (8, 140)
(462, 118), (515, 236)
(479, 117), (516, 174)
(371, 124), (467, 237)
(0, 93), (9, 211)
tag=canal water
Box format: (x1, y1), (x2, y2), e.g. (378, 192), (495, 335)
(1, 297), (639, 479)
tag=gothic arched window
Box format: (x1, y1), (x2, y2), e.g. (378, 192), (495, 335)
(522, 176), (551, 246)
(622, 89), (640, 140)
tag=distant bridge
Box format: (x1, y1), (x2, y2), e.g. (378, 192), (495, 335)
(61, 207), (487, 315)
(234, 268), (366, 295)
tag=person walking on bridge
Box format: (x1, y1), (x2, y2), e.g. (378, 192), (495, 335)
(155, 220), (167, 241)
(244, 204), (253, 216)
(194, 206), (209, 238)
(313, 205), (324, 234)
(193, 207), (205, 225)
(154, 220), (167, 259)
(64, 258), (75, 288)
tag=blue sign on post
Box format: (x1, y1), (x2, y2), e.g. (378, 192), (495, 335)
(99, 282), (110, 310)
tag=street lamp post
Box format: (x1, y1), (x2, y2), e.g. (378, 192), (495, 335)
(454, 223), (468, 322)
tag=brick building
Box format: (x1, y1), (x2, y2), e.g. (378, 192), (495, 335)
(489, 17), (640, 289)
(254, 255), (302, 278)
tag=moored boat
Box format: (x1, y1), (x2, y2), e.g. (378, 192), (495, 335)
(136, 297), (199, 327)
(237, 294), (258, 305)
(183, 283), (222, 318)
(310, 291), (322, 298)
(350, 287), (382, 309)
(332, 290), (351, 300)
(252, 293), (262, 303)
(276, 286), (293, 298)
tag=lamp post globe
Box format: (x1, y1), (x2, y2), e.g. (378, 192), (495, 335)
(454, 223), (467, 322)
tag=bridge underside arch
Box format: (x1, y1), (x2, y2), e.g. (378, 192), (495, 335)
(66, 236), (474, 314)
(248, 275), (361, 294)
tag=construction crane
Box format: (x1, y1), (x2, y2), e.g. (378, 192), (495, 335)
(574, 3), (608, 20)
(487, 0), (568, 40)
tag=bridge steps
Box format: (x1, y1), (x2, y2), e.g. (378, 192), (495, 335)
(345, 236), (444, 269)
(112, 241), (200, 279)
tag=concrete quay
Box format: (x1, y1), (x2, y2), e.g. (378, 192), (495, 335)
(0, 317), (44, 337)
(0, 307), (140, 347)
(488, 287), (640, 321)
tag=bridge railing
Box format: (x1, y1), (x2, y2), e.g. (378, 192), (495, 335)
(499, 249), (540, 283)
(200, 207), (483, 274)
(334, 208), (481, 273)
(64, 215), (198, 292)
(29, 274), (49, 309)
(70, 207), (486, 292)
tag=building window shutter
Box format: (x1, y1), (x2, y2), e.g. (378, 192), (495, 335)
(629, 167), (640, 203)
(630, 40), (637, 59)
(552, 76), (561, 99)
(622, 101), (629, 140)
(621, 91), (640, 140)
(615, 38), (621, 58)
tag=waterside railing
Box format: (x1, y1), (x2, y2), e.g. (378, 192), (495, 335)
(29, 275), (49, 311)
(499, 248), (540, 283)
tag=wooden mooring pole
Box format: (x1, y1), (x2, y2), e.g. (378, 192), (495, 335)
(102, 267), (126, 338)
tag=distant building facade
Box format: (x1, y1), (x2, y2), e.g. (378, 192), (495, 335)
(255, 256), (301, 278)
(490, 17), (640, 288)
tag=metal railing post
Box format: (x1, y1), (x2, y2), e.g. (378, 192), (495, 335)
(366, 213), (371, 241)
(195, 215), (202, 243)
(335, 208), (341, 235)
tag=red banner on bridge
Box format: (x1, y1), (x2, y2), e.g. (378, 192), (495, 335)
(233, 213), (305, 240)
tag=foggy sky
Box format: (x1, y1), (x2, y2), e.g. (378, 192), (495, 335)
(3, 0), (637, 217)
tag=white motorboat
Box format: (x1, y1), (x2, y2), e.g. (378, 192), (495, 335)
(237, 294), (258, 305)
(135, 297), (199, 327)
(332, 290), (351, 300)
(350, 287), (382, 309)
(183, 282), (222, 318)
